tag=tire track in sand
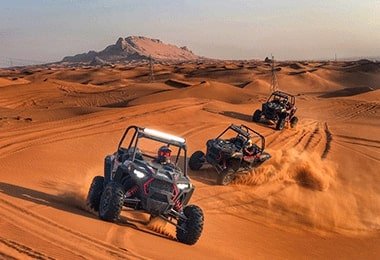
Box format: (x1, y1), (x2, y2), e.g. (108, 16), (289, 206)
(0, 196), (145, 259)
(335, 102), (379, 121)
(0, 237), (55, 260)
(267, 120), (318, 151)
(303, 123), (321, 151)
(321, 122), (332, 159)
(0, 101), (207, 158)
(266, 119), (333, 159)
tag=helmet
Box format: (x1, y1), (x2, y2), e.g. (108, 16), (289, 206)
(234, 135), (245, 149)
(246, 139), (253, 147)
(157, 146), (172, 164)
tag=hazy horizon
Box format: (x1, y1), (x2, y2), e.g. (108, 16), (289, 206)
(1, 0), (379, 66)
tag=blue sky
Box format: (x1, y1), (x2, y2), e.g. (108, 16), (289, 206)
(0, 0), (379, 64)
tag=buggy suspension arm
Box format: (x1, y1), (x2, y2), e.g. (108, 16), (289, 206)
(158, 213), (187, 232)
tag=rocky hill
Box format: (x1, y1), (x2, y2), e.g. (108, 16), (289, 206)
(62, 36), (199, 63)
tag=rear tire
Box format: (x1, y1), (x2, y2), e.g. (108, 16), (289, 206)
(176, 205), (204, 245)
(252, 109), (262, 122)
(99, 182), (124, 222)
(276, 117), (286, 130)
(189, 151), (205, 171)
(290, 116), (298, 128)
(216, 169), (235, 185)
(86, 176), (104, 212)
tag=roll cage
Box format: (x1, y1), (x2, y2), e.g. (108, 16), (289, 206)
(118, 125), (188, 176)
(268, 91), (295, 105)
(216, 124), (266, 151)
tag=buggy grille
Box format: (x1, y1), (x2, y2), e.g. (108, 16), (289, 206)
(150, 179), (173, 193)
(264, 108), (277, 119)
(151, 193), (168, 202)
(145, 179), (174, 214)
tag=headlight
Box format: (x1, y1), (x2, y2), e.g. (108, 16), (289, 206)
(133, 169), (146, 179)
(177, 183), (190, 190)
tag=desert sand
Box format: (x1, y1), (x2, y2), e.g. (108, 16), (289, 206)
(0, 59), (379, 259)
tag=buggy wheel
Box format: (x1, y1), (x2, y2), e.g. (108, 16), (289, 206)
(290, 116), (299, 128)
(86, 176), (104, 212)
(216, 169), (235, 185)
(99, 182), (124, 222)
(189, 151), (205, 171)
(276, 117), (286, 130)
(252, 109), (262, 122)
(176, 205), (204, 245)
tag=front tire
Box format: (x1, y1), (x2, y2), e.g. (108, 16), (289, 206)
(252, 109), (262, 122)
(189, 151), (205, 171)
(86, 176), (104, 212)
(276, 117), (286, 130)
(290, 116), (298, 128)
(176, 205), (204, 245)
(216, 169), (235, 185)
(99, 182), (124, 222)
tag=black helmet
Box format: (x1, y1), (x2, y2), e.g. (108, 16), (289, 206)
(234, 135), (245, 149)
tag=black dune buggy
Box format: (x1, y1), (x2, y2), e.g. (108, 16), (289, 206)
(252, 91), (298, 130)
(86, 125), (204, 245)
(188, 124), (271, 185)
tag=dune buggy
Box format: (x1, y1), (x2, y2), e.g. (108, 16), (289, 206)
(252, 91), (298, 130)
(188, 124), (271, 185)
(86, 125), (204, 245)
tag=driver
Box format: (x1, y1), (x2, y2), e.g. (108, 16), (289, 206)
(272, 95), (280, 104)
(243, 139), (258, 163)
(280, 97), (288, 106)
(154, 145), (172, 165)
(228, 135), (245, 149)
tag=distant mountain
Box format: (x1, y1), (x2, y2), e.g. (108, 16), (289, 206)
(338, 56), (380, 62)
(62, 36), (199, 63)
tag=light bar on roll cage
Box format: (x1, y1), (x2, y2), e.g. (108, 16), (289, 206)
(143, 128), (186, 144)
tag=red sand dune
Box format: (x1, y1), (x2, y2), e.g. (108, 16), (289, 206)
(0, 60), (379, 259)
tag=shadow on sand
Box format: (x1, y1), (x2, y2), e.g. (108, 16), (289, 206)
(219, 110), (277, 130)
(188, 167), (218, 186)
(219, 111), (252, 122)
(0, 181), (95, 219)
(0, 182), (175, 242)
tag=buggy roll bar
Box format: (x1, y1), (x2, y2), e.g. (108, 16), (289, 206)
(117, 125), (188, 176)
(272, 90), (295, 98)
(216, 124), (266, 151)
(268, 90), (296, 104)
